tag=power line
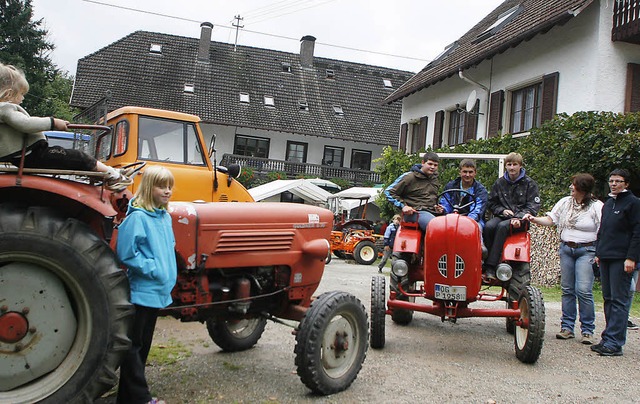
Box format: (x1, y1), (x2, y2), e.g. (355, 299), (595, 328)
(81, 0), (430, 63)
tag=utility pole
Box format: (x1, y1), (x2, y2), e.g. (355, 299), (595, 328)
(233, 15), (244, 51)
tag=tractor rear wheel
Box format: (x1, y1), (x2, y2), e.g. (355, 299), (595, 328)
(370, 276), (386, 349)
(0, 204), (133, 403)
(206, 317), (267, 352)
(514, 285), (545, 363)
(354, 241), (377, 265)
(295, 291), (368, 395)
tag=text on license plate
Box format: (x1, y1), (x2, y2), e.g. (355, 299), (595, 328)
(434, 284), (467, 301)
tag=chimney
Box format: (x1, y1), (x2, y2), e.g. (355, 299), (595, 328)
(198, 22), (213, 62)
(299, 35), (316, 68)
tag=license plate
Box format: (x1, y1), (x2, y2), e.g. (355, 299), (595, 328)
(434, 284), (467, 301)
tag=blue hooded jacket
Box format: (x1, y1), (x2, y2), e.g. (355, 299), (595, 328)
(117, 199), (177, 308)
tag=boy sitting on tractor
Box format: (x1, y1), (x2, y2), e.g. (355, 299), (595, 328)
(483, 152), (540, 280)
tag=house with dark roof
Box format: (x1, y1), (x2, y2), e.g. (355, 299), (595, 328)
(70, 23), (414, 186)
(385, 0), (640, 151)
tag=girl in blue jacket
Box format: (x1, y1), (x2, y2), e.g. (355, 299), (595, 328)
(116, 165), (176, 404)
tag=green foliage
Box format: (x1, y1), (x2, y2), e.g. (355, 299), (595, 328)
(329, 177), (351, 191)
(266, 171), (287, 181)
(376, 112), (640, 212)
(237, 166), (255, 188)
(0, 0), (77, 119)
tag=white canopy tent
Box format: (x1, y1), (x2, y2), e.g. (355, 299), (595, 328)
(248, 179), (333, 206)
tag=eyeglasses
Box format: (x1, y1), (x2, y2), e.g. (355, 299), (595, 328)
(608, 179), (625, 184)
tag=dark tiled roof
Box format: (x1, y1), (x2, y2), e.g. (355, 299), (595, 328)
(71, 31), (414, 146)
(385, 0), (594, 103)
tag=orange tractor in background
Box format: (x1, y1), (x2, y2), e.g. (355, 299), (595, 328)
(327, 191), (383, 265)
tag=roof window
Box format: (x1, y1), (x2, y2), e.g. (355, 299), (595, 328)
(183, 83), (194, 93)
(150, 44), (162, 54)
(383, 78), (393, 88)
(474, 5), (523, 43)
(264, 95), (275, 107)
(298, 100), (309, 112)
(326, 69), (335, 79)
(333, 105), (344, 116)
(239, 93), (250, 103)
(282, 62), (292, 73)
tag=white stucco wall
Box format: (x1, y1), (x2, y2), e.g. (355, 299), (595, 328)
(400, 0), (640, 147)
(199, 123), (387, 171)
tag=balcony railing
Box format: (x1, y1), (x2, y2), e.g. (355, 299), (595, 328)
(220, 154), (380, 186)
(612, 0), (640, 44)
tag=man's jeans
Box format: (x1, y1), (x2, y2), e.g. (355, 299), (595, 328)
(600, 259), (633, 350)
(558, 243), (596, 335)
(406, 211), (435, 232)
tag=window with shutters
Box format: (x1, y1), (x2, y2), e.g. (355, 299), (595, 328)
(448, 109), (466, 146)
(509, 82), (542, 133)
(409, 116), (427, 153)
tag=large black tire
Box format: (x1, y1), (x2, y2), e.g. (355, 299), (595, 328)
(295, 291), (368, 395)
(354, 241), (377, 265)
(206, 317), (267, 352)
(0, 204), (133, 403)
(507, 262), (531, 304)
(325, 250), (332, 264)
(370, 276), (386, 349)
(389, 268), (414, 325)
(514, 286), (545, 364)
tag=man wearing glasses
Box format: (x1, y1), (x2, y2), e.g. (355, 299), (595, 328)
(591, 169), (640, 356)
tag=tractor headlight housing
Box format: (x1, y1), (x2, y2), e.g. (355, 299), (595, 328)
(392, 259), (409, 277)
(496, 263), (513, 281)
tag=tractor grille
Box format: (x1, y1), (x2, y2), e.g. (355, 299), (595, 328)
(438, 254), (465, 278)
(438, 255), (447, 277)
(454, 255), (464, 278)
(215, 231), (295, 253)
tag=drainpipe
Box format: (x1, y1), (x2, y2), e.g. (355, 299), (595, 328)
(458, 68), (490, 138)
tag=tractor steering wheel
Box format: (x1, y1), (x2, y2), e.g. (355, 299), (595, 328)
(438, 189), (477, 216)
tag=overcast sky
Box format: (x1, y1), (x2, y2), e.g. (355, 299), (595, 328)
(31, 0), (504, 75)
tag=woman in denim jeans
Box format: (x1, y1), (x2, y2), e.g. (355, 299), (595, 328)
(524, 173), (603, 345)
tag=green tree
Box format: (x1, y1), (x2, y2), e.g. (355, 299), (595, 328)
(0, 0), (76, 118)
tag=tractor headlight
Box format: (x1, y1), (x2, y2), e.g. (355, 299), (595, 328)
(496, 263), (513, 281)
(392, 259), (409, 277)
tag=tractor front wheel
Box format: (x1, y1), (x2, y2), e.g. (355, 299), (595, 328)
(370, 276), (386, 349)
(295, 291), (368, 395)
(354, 241), (377, 265)
(514, 285), (545, 363)
(206, 317), (267, 352)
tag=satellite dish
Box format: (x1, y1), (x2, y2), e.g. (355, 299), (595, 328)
(466, 89), (478, 111)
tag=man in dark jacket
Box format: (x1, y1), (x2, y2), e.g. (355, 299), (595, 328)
(385, 152), (444, 231)
(483, 152), (540, 279)
(439, 159), (488, 229)
(591, 168), (640, 356)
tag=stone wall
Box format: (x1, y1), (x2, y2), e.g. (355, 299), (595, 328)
(529, 225), (561, 287)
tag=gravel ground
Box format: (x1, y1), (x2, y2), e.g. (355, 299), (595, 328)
(99, 258), (640, 404)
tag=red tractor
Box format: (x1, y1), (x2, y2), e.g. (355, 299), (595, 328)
(0, 121), (368, 403)
(370, 189), (545, 363)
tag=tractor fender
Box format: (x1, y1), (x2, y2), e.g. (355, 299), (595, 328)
(0, 174), (124, 218)
(502, 231), (531, 262)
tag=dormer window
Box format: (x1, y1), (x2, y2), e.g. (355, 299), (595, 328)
(326, 69), (335, 79)
(150, 44), (162, 54)
(282, 62), (292, 73)
(239, 93), (250, 103)
(298, 100), (309, 112)
(183, 83), (194, 93)
(333, 105), (344, 116)
(383, 78), (393, 88)
(474, 5), (523, 43)
(264, 95), (275, 107)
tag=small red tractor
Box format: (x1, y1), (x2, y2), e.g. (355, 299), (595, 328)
(0, 113), (368, 403)
(327, 192), (382, 265)
(370, 189), (545, 363)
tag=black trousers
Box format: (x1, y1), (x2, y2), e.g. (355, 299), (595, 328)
(116, 304), (159, 404)
(11, 140), (97, 171)
(483, 217), (524, 268)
